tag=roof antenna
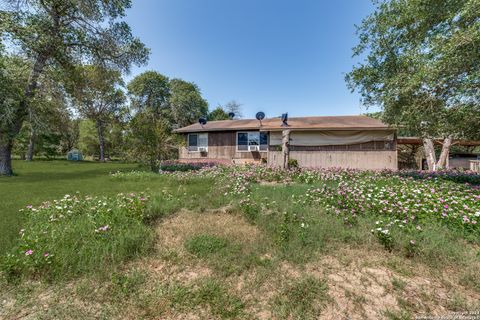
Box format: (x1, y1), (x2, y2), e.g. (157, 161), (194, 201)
(198, 117), (207, 127)
(256, 111), (265, 126)
(281, 113), (288, 126)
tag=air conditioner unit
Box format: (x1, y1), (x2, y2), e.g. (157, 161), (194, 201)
(248, 145), (260, 152)
(198, 147), (208, 152)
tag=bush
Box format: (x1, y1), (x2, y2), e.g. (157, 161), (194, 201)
(159, 163), (201, 172)
(288, 158), (299, 168)
(1, 193), (153, 280)
(159, 161), (217, 172)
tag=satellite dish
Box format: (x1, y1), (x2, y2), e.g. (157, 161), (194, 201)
(228, 112), (235, 119)
(256, 112), (265, 121)
(281, 113), (288, 126)
(199, 117), (207, 126)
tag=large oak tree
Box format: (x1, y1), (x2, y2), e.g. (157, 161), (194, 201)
(346, 0), (480, 170)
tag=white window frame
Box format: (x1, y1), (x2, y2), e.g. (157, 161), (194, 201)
(187, 133), (208, 152)
(236, 131), (268, 152)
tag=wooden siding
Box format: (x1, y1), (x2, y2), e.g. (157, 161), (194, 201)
(179, 131), (266, 163)
(179, 130), (398, 170)
(269, 140), (396, 152)
(267, 150), (397, 170)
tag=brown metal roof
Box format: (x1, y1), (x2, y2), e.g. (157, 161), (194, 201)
(174, 115), (392, 133)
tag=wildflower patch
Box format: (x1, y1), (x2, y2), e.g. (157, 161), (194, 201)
(1, 193), (152, 280)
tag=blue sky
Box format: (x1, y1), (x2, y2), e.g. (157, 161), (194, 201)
(124, 0), (376, 118)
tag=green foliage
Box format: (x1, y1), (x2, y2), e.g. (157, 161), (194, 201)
(71, 65), (126, 160)
(170, 79), (208, 127)
(1, 193), (153, 280)
(127, 71), (170, 115)
(0, 0), (149, 175)
(272, 276), (329, 320)
(347, 0), (480, 140)
(0, 161), (175, 254)
(288, 158), (299, 168)
(126, 112), (176, 171)
(126, 71), (174, 171)
(207, 107), (230, 121)
(159, 163), (201, 172)
(78, 119), (125, 159)
(78, 120), (99, 157)
(0, 55), (27, 130)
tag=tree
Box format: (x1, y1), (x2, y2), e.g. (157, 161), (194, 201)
(126, 113), (176, 172)
(72, 65), (126, 162)
(0, 0), (149, 175)
(169, 79), (208, 128)
(24, 68), (68, 161)
(223, 100), (243, 119)
(127, 71), (171, 171)
(346, 0), (480, 170)
(0, 53), (28, 172)
(78, 120), (99, 158)
(207, 107), (230, 121)
(127, 71), (170, 116)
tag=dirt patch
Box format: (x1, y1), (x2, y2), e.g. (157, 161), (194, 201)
(302, 247), (480, 319)
(155, 209), (262, 249)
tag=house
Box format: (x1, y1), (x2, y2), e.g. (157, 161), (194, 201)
(173, 115), (397, 170)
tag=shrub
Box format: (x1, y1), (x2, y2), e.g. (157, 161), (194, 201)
(159, 163), (201, 172)
(159, 161), (217, 172)
(288, 158), (299, 168)
(1, 193), (153, 280)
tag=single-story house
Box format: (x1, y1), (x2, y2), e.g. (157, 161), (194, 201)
(173, 115), (397, 170)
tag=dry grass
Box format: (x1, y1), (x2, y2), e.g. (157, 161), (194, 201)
(1, 209), (479, 320)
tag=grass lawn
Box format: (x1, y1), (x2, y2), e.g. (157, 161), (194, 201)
(1, 163), (479, 319)
(0, 160), (162, 254)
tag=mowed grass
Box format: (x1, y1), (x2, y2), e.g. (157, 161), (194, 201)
(0, 160), (168, 254)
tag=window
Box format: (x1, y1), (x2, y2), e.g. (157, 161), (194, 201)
(237, 132), (268, 151)
(188, 133), (208, 152)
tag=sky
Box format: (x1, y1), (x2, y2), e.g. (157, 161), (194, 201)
(124, 0), (377, 119)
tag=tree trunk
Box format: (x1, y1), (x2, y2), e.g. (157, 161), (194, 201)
(96, 120), (106, 162)
(26, 128), (36, 161)
(0, 140), (13, 176)
(436, 137), (452, 170)
(0, 54), (48, 175)
(282, 129), (291, 170)
(422, 138), (436, 171)
(150, 157), (158, 172)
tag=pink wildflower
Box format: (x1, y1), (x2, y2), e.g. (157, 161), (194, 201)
(25, 249), (33, 256)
